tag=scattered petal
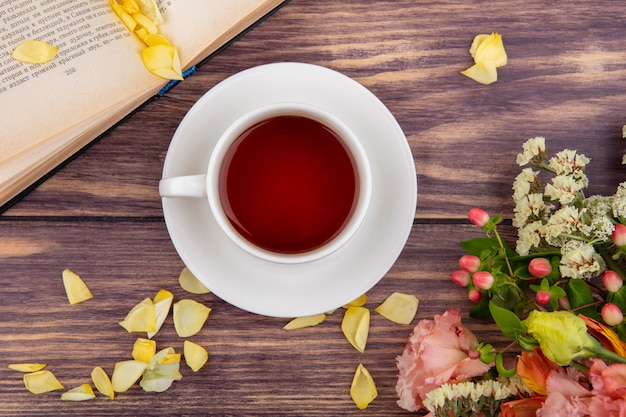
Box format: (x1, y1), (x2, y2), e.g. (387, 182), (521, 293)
(91, 366), (114, 399)
(109, 0), (137, 32)
(173, 299), (211, 338)
(8, 363), (46, 372)
(343, 294), (366, 308)
(184, 340), (208, 372)
(62, 269), (93, 305)
(141, 347), (182, 392)
(350, 363), (377, 410)
(132, 338), (157, 363)
(135, 0), (163, 25)
(119, 297), (156, 333)
(141, 44), (183, 80)
(111, 360), (148, 392)
(461, 61), (498, 85)
(23, 370), (64, 394)
(148, 289), (173, 339)
(11, 40), (58, 64)
(283, 313), (327, 330)
(178, 267), (210, 294)
(462, 32), (507, 84)
(341, 306), (370, 353)
(60, 384), (96, 401)
(374, 292), (419, 325)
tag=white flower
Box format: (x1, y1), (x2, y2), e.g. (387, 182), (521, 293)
(516, 137), (546, 166)
(512, 168), (540, 202)
(516, 220), (545, 255)
(559, 240), (602, 279)
(584, 195), (616, 241)
(548, 149), (590, 180)
(544, 175), (586, 204)
(513, 193), (548, 228)
(611, 184), (626, 219)
(545, 206), (592, 247)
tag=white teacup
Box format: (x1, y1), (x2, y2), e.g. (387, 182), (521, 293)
(159, 102), (372, 264)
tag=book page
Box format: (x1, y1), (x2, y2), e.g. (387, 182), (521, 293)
(0, 0), (283, 175)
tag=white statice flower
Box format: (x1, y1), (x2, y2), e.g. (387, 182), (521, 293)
(560, 240), (602, 279)
(584, 195), (616, 241)
(423, 379), (519, 414)
(516, 137), (546, 166)
(516, 220), (545, 255)
(612, 182), (626, 219)
(545, 206), (592, 247)
(513, 193), (548, 228)
(544, 175), (586, 205)
(548, 149), (590, 182)
(512, 168), (541, 202)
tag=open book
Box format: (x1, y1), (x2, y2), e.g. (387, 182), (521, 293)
(0, 0), (286, 209)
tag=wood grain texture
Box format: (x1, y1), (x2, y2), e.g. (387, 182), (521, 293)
(2, 0), (626, 415)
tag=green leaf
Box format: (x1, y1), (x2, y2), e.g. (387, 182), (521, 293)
(488, 301), (526, 340)
(461, 238), (500, 256)
(469, 295), (491, 319)
(610, 287), (626, 312)
(565, 279), (594, 309)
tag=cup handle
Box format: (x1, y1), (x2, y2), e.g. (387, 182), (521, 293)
(159, 175), (207, 198)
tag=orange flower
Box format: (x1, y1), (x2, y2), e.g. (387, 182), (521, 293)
(516, 348), (559, 395)
(501, 397), (545, 417)
(580, 314), (626, 358)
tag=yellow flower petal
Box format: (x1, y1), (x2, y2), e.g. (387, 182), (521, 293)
(461, 61), (498, 85)
(350, 363), (377, 410)
(119, 297), (156, 333)
(374, 292), (419, 325)
(473, 32), (507, 68)
(118, 0), (139, 14)
(469, 34), (491, 58)
(173, 299), (211, 338)
(143, 33), (171, 47)
(60, 384), (95, 401)
(91, 366), (114, 399)
(141, 44), (183, 80)
(343, 294), (367, 308)
(341, 306), (370, 353)
(111, 360), (148, 392)
(141, 347), (182, 392)
(109, 0), (137, 33)
(11, 40), (58, 64)
(133, 12), (158, 35)
(8, 363), (46, 372)
(179, 267), (211, 294)
(132, 338), (157, 363)
(183, 340), (208, 372)
(283, 313), (327, 330)
(23, 370), (64, 394)
(148, 289), (173, 339)
(135, 0), (163, 25)
(62, 269), (93, 305)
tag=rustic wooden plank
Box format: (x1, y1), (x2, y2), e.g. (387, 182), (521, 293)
(0, 220), (502, 416)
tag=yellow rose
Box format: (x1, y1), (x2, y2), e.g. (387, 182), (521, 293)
(524, 310), (598, 366)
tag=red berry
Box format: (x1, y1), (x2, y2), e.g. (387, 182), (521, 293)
(602, 270), (623, 293)
(459, 255), (481, 273)
(612, 224), (626, 247)
(535, 290), (551, 305)
(528, 258), (552, 279)
(601, 303), (624, 326)
(468, 289), (482, 303)
(472, 271), (494, 290)
(468, 208), (490, 227)
(451, 269), (470, 287)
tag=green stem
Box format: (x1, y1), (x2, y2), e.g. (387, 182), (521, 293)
(493, 228), (515, 278)
(589, 345), (626, 364)
(596, 242), (626, 282)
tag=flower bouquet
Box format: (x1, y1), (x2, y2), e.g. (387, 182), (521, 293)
(396, 137), (626, 416)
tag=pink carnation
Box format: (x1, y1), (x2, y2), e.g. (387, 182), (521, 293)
(587, 358), (626, 416)
(536, 368), (591, 417)
(395, 309), (493, 412)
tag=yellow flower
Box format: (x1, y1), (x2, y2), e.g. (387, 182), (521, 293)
(524, 310), (598, 366)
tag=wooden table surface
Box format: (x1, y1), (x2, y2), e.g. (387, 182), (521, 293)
(2, 1), (626, 415)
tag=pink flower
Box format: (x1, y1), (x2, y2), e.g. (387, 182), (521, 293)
(459, 255), (481, 273)
(529, 258), (552, 278)
(468, 207), (490, 227)
(472, 271), (494, 290)
(603, 270), (624, 293)
(587, 358), (626, 415)
(612, 224), (626, 247)
(536, 368), (591, 417)
(602, 303), (624, 327)
(395, 309), (493, 412)
(536, 290), (551, 306)
(451, 269), (470, 287)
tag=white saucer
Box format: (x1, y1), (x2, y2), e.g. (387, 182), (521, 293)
(161, 63), (417, 317)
